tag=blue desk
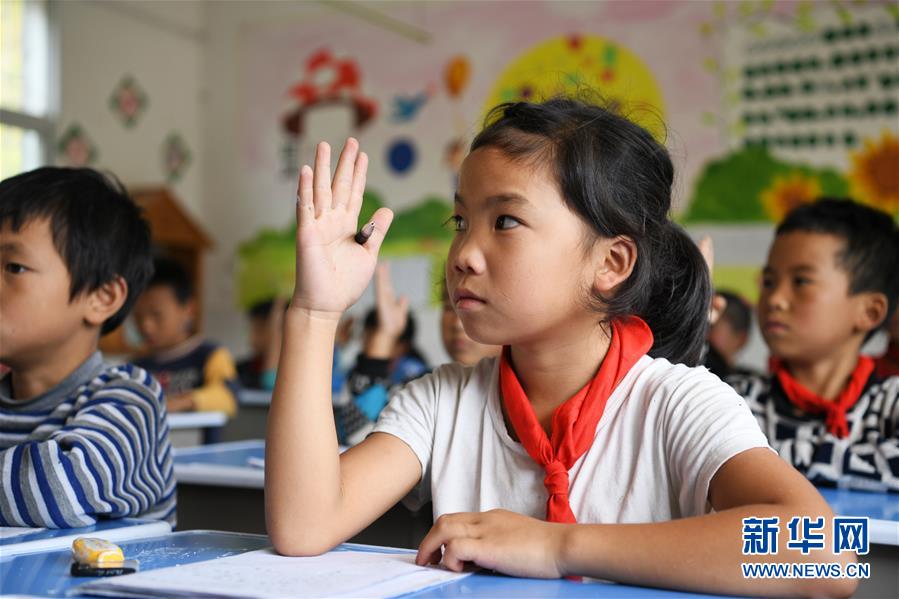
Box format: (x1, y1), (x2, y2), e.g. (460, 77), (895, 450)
(168, 411), (228, 447)
(0, 530), (725, 598)
(171, 441), (428, 549)
(817, 487), (899, 546)
(174, 439), (265, 488)
(0, 518), (171, 558)
(238, 389), (271, 408)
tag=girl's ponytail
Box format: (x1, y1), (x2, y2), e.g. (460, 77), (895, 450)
(641, 222), (711, 365)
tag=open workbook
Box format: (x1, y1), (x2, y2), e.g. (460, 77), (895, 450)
(72, 547), (471, 598)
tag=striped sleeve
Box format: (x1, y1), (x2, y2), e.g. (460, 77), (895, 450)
(0, 366), (176, 528)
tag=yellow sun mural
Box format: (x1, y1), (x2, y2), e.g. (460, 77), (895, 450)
(484, 35), (666, 140)
(848, 131), (899, 215)
(761, 172), (822, 221)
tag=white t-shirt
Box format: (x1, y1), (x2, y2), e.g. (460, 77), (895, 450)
(373, 355), (771, 523)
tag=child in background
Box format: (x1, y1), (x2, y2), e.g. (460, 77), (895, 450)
(875, 309), (899, 378)
(237, 297), (286, 391)
(238, 296), (353, 393)
(334, 264), (429, 446)
(0, 167), (175, 527)
(266, 98), (851, 597)
(133, 258), (239, 417)
(728, 199), (899, 492)
(439, 277), (501, 366)
(704, 289), (754, 378)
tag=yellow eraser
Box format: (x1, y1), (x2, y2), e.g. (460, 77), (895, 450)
(71, 537), (124, 565)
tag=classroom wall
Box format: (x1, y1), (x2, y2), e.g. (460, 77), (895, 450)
(200, 0), (731, 368)
(57, 0), (205, 217)
(54, 1), (897, 372)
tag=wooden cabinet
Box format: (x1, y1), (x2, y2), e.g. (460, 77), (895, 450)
(100, 187), (212, 356)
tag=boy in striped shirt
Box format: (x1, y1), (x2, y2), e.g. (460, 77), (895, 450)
(0, 167), (175, 527)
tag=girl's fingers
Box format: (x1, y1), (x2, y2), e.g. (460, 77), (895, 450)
(416, 530), (447, 566)
(442, 538), (479, 572)
(312, 142), (333, 217)
(347, 151), (368, 219)
(332, 138), (359, 210)
(361, 207), (395, 258)
(296, 165), (314, 228)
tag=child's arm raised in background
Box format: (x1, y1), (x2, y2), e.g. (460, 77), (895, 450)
(334, 264), (408, 446)
(265, 139), (422, 555)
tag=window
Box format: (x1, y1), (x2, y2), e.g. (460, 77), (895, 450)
(1, 0), (56, 178)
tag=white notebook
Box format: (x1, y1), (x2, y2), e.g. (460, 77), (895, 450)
(73, 548), (471, 598)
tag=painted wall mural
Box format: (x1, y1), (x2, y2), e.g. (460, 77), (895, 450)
(685, 0), (898, 224)
(485, 34), (666, 138)
(232, 1), (897, 310)
(57, 124), (97, 167)
(109, 75), (148, 128)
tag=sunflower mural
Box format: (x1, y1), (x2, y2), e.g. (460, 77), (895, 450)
(848, 131), (899, 214)
(683, 146), (848, 223)
(761, 172), (822, 222)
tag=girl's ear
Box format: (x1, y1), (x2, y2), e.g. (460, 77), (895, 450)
(593, 235), (637, 294)
(84, 276), (128, 329)
(854, 291), (887, 334)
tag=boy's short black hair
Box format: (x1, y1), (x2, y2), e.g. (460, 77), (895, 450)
(248, 299), (275, 321)
(0, 167), (153, 334)
(777, 198), (899, 328)
(715, 289), (752, 335)
(148, 257), (194, 304)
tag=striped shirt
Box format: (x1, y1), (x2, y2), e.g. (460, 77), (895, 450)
(727, 371), (899, 492)
(0, 352), (176, 528)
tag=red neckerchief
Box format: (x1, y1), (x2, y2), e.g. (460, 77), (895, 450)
(875, 342), (899, 379)
(770, 356), (874, 439)
(499, 317), (653, 523)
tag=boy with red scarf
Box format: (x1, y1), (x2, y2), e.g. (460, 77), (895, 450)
(728, 198), (899, 492)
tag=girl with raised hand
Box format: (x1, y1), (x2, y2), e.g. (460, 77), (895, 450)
(266, 99), (854, 597)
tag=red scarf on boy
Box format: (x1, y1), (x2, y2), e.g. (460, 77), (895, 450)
(770, 356), (874, 439)
(499, 317), (653, 524)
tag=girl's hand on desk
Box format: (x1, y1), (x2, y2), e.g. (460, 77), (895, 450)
(291, 138), (394, 320)
(415, 509), (566, 579)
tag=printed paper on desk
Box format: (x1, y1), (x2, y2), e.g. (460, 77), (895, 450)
(72, 548), (471, 598)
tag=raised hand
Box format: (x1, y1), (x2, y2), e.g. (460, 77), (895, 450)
(375, 263), (409, 339)
(364, 263), (410, 359)
(698, 236), (727, 325)
(291, 138), (394, 320)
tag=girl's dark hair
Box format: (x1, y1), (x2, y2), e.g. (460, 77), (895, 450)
(470, 98), (711, 365)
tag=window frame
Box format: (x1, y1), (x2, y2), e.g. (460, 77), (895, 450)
(0, 0), (59, 168)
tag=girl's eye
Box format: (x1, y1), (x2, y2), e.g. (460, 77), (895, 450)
(793, 277), (811, 287)
(495, 215), (520, 230)
(444, 215), (466, 232)
(4, 263), (28, 275)
(760, 276), (774, 289)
